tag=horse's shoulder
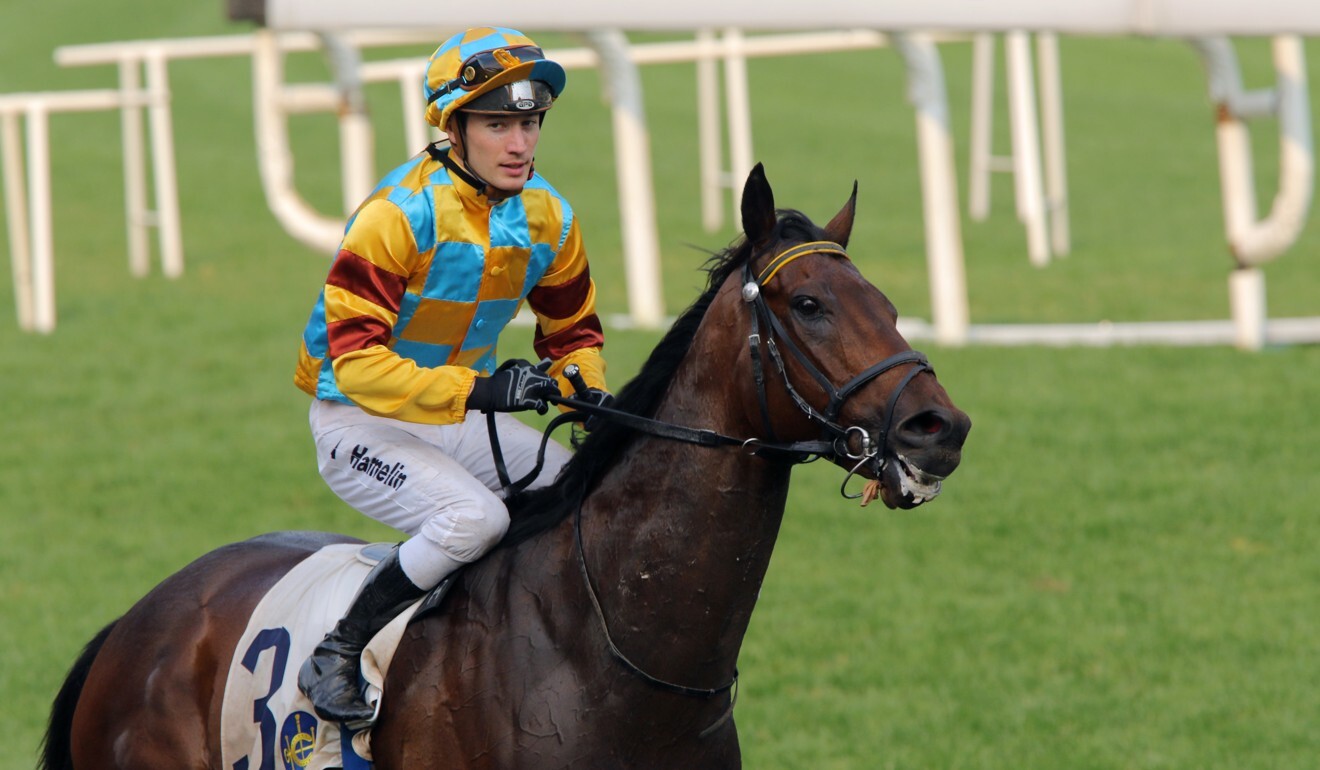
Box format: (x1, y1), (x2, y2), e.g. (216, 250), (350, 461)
(408, 530), (569, 634)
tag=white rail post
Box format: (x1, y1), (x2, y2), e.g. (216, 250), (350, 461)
(1193, 35), (1313, 350)
(586, 29), (665, 329)
(1036, 32), (1070, 256)
(320, 32), (376, 214)
(721, 28), (755, 225)
(117, 57), (151, 277)
(250, 29), (348, 253)
(3, 110), (34, 330)
(1005, 31), (1051, 266)
(695, 29), (724, 232)
(967, 32), (996, 221)
(26, 102), (56, 333)
(893, 32), (969, 346)
(398, 72), (427, 155)
(145, 49), (184, 278)
(968, 33), (1069, 259)
(1229, 266), (1267, 350)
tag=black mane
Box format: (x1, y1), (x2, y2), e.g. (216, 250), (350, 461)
(501, 209), (825, 547)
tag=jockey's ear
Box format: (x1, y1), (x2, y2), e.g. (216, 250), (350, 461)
(823, 180), (857, 249)
(740, 163), (776, 246)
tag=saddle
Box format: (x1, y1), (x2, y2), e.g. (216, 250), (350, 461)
(220, 543), (455, 770)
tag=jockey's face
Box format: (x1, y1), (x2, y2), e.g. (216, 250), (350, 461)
(449, 112), (541, 195)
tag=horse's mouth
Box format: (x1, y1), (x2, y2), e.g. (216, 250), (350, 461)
(879, 454), (945, 510)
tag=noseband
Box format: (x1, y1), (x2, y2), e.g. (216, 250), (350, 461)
(740, 240), (931, 488)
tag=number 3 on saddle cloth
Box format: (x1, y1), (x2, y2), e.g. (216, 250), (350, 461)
(220, 543), (446, 770)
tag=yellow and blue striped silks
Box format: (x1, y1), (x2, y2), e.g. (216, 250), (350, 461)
(295, 151), (605, 425)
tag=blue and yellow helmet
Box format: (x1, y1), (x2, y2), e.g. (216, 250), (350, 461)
(423, 27), (566, 132)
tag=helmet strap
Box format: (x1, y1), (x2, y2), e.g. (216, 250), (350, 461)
(429, 142), (488, 195)
(429, 111), (539, 201)
(437, 113), (502, 199)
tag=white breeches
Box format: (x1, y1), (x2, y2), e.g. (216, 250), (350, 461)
(308, 399), (570, 588)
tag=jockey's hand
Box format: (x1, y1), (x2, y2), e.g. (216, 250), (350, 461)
(468, 359), (558, 414)
(577, 388), (614, 432)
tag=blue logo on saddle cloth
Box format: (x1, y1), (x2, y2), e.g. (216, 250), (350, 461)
(222, 544), (408, 770)
(279, 712), (316, 769)
(230, 716), (370, 770)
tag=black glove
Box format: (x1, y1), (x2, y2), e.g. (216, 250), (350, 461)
(468, 359), (558, 414)
(560, 363), (613, 431)
(578, 388), (615, 432)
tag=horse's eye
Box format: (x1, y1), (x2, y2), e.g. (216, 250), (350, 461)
(791, 295), (822, 318)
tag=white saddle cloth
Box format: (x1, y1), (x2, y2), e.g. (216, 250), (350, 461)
(219, 542), (422, 770)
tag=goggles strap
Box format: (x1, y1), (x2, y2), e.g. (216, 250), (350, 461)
(427, 84), (452, 105)
(429, 46), (544, 104)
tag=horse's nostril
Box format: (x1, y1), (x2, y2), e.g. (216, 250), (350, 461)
(906, 411), (946, 437)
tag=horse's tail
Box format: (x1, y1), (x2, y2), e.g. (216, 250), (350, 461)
(39, 620), (118, 770)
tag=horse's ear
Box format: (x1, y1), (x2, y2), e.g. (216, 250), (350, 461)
(740, 162), (776, 245)
(823, 180), (858, 248)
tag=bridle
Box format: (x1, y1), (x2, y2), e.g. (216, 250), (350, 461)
(491, 239), (933, 497)
(740, 240), (932, 496)
(484, 239), (933, 722)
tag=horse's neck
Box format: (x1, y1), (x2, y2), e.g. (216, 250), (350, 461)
(571, 330), (793, 686)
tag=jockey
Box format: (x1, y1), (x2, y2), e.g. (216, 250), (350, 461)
(293, 27), (611, 724)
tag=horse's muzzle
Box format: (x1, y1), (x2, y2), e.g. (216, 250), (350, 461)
(876, 405), (971, 509)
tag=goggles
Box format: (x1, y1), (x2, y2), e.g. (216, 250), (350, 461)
(429, 46), (547, 104)
(463, 80), (555, 114)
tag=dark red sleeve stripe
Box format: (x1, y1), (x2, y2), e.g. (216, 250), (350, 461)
(534, 315), (605, 361)
(327, 315), (394, 358)
(528, 269), (592, 320)
(326, 249), (408, 315)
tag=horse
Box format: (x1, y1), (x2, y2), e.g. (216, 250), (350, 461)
(41, 164), (970, 770)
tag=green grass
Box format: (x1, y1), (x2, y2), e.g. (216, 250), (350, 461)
(3, 6), (1320, 769)
(741, 345), (1320, 768)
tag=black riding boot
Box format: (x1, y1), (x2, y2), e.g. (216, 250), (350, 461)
(297, 545), (426, 723)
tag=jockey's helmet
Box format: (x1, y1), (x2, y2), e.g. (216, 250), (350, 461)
(423, 27), (565, 132)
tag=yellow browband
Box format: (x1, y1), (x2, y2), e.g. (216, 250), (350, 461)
(756, 240), (849, 285)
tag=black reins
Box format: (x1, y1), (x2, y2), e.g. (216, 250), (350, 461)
(482, 239), (932, 724)
(488, 240), (932, 495)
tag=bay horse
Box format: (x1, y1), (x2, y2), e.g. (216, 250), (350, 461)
(41, 164), (969, 769)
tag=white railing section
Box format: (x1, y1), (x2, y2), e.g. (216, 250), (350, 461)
(968, 32), (1071, 267)
(4, 20), (1313, 349)
(1, 30), (446, 333)
(2, 87), (163, 334)
(337, 29), (926, 328)
(1192, 36), (1314, 349)
(892, 33), (971, 345)
(26, 28), (949, 332)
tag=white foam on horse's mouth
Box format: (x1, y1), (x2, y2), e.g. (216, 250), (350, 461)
(897, 454), (945, 505)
